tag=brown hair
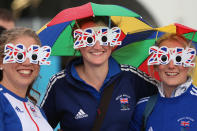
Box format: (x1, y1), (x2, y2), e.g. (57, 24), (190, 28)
(0, 27), (41, 104)
(74, 16), (112, 30)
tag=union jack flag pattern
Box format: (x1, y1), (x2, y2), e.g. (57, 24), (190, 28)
(3, 43), (51, 65)
(148, 46), (196, 67)
(73, 27), (122, 49)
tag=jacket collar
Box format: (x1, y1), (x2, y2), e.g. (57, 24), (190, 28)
(158, 77), (193, 98)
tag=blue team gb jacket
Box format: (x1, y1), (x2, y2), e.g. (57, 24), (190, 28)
(41, 58), (157, 131)
(130, 84), (197, 131)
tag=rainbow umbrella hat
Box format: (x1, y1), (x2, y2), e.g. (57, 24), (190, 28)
(112, 23), (197, 68)
(38, 2), (152, 56)
(113, 23), (197, 80)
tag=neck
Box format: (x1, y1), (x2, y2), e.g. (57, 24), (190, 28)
(162, 79), (189, 98)
(76, 61), (109, 91)
(0, 79), (27, 98)
(163, 86), (176, 98)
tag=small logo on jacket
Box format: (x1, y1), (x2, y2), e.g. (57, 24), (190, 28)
(181, 121), (190, 127)
(30, 105), (36, 112)
(177, 116), (194, 130)
(116, 94), (130, 111)
(15, 106), (24, 113)
(75, 109), (88, 119)
(27, 102), (40, 118)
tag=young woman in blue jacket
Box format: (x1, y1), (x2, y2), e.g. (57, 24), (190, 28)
(130, 33), (197, 131)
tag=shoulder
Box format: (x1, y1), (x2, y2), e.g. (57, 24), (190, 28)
(132, 96), (150, 121)
(120, 64), (158, 86)
(40, 69), (69, 107)
(0, 88), (8, 102)
(47, 69), (68, 88)
(189, 84), (197, 97)
(47, 69), (68, 90)
(135, 94), (158, 114)
(136, 96), (149, 105)
(47, 70), (66, 88)
(132, 97), (150, 122)
(130, 96), (155, 130)
(0, 88), (3, 96)
(136, 96), (150, 109)
(0, 89), (11, 110)
(49, 69), (66, 83)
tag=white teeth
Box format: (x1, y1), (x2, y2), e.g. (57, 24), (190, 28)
(92, 52), (103, 55)
(18, 70), (31, 75)
(166, 72), (178, 76)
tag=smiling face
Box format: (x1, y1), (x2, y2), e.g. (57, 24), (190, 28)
(78, 21), (113, 66)
(156, 39), (190, 89)
(0, 35), (40, 89)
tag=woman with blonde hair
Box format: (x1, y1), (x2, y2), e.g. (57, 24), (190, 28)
(130, 33), (197, 131)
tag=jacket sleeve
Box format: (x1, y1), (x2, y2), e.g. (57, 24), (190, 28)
(134, 74), (158, 102)
(129, 98), (147, 131)
(0, 94), (5, 130)
(40, 76), (60, 129)
(120, 64), (158, 101)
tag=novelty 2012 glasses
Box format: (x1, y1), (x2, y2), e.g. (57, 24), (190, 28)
(73, 27), (122, 49)
(3, 43), (51, 65)
(148, 46), (196, 67)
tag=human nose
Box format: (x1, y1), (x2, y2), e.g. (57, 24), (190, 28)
(167, 60), (175, 69)
(21, 58), (31, 66)
(93, 40), (102, 49)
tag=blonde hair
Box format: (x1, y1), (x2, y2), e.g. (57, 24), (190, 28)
(155, 33), (190, 48)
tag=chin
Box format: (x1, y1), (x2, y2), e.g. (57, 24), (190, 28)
(18, 79), (34, 87)
(92, 61), (107, 66)
(87, 58), (106, 65)
(164, 82), (181, 88)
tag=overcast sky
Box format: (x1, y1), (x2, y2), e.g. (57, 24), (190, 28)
(138, 0), (197, 29)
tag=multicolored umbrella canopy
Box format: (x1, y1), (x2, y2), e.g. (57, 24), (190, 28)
(139, 23), (197, 75)
(38, 3), (197, 84)
(114, 23), (197, 80)
(113, 23), (197, 67)
(37, 2), (152, 57)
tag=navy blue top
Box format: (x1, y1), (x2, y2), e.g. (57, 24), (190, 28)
(130, 84), (197, 131)
(71, 57), (121, 101)
(41, 57), (157, 131)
